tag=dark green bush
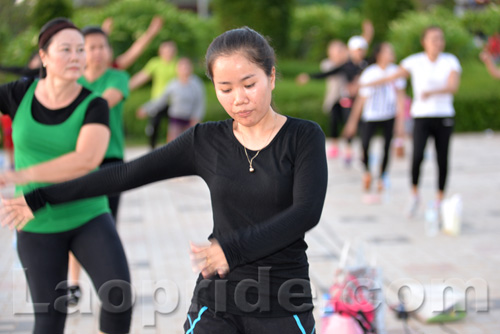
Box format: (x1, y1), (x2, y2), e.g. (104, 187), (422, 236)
(1, 27), (39, 67)
(211, 0), (294, 54)
(454, 60), (500, 132)
(30, 0), (74, 30)
(362, 0), (416, 43)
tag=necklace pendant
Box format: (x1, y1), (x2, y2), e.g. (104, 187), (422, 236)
(249, 167), (255, 173)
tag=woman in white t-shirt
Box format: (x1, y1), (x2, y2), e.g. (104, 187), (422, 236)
(344, 42), (406, 200)
(363, 26), (461, 215)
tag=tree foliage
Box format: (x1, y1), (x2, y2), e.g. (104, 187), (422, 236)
(289, 4), (362, 60)
(362, 0), (416, 43)
(388, 6), (475, 61)
(211, 0), (295, 55)
(31, 0), (74, 29)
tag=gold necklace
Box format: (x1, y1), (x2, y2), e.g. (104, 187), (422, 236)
(240, 113), (277, 173)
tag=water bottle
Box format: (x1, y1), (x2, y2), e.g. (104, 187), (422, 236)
(382, 173), (391, 203)
(425, 201), (439, 237)
(322, 293), (334, 316)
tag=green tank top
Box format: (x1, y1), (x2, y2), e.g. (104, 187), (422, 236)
(13, 80), (110, 233)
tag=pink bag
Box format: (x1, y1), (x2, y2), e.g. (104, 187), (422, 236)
(323, 313), (363, 334)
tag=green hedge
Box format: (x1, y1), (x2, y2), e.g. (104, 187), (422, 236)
(123, 58), (500, 144)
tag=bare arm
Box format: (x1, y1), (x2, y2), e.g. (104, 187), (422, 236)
(394, 89), (406, 137)
(480, 51), (500, 79)
(343, 95), (367, 138)
(0, 124), (110, 185)
(114, 16), (163, 70)
(140, 84), (172, 117)
(362, 66), (409, 87)
(362, 19), (374, 45)
(101, 88), (124, 108)
(129, 70), (151, 91)
(421, 70), (461, 99)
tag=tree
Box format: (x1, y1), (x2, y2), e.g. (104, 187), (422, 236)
(31, 0), (74, 29)
(363, 0), (416, 43)
(211, 0), (295, 55)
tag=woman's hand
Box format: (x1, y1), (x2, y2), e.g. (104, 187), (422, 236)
(0, 170), (30, 188)
(190, 239), (229, 279)
(295, 73), (310, 85)
(0, 196), (34, 231)
(136, 108), (148, 119)
(480, 51), (493, 65)
(421, 91), (432, 100)
(342, 120), (358, 139)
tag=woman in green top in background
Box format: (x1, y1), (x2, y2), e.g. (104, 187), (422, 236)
(78, 26), (129, 220)
(66, 25), (130, 307)
(0, 18), (131, 334)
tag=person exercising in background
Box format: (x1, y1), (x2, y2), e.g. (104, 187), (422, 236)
(137, 57), (205, 142)
(297, 20), (374, 166)
(129, 41), (178, 148)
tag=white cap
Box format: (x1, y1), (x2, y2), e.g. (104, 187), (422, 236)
(348, 36), (368, 50)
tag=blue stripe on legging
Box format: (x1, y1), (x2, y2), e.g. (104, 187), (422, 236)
(186, 306), (208, 334)
(187, 314), (193, 328)
(293, 314), (306, 334)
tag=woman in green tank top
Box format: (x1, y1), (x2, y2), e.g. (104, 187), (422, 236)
(0, 18), (131, 334)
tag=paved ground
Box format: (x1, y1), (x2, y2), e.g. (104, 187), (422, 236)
(0, 133), (499, 334)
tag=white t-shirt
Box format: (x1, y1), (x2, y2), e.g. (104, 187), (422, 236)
(358, 63), (406, 122)
(401, 52), (461, 118)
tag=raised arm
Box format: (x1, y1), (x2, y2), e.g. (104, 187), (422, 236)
(114, 16), (163, 70)
(361, 19), (374, 46)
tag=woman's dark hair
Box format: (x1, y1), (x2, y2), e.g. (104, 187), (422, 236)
(369, 42), (389, 65)
(38, 17), (80, 51)
(205, 27), (275, 81)
(38, 17), (81, 78)
(81, 26), (109, 43)
(421, 25), (443, 41)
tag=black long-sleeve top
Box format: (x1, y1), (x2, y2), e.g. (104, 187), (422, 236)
(26, 116), (328, 316)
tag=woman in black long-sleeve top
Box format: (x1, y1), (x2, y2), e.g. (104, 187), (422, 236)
(2, 27), (328, 334)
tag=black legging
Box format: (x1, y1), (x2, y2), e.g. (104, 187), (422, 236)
(412, 117), (454, 191)
(17, 213), (132, 334)
(147, 105), (169, 149)
(330, 102), (353, 144)
(360, 118), (395, 175)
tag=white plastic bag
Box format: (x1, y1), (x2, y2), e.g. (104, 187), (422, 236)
(441, 194), (463, 236)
